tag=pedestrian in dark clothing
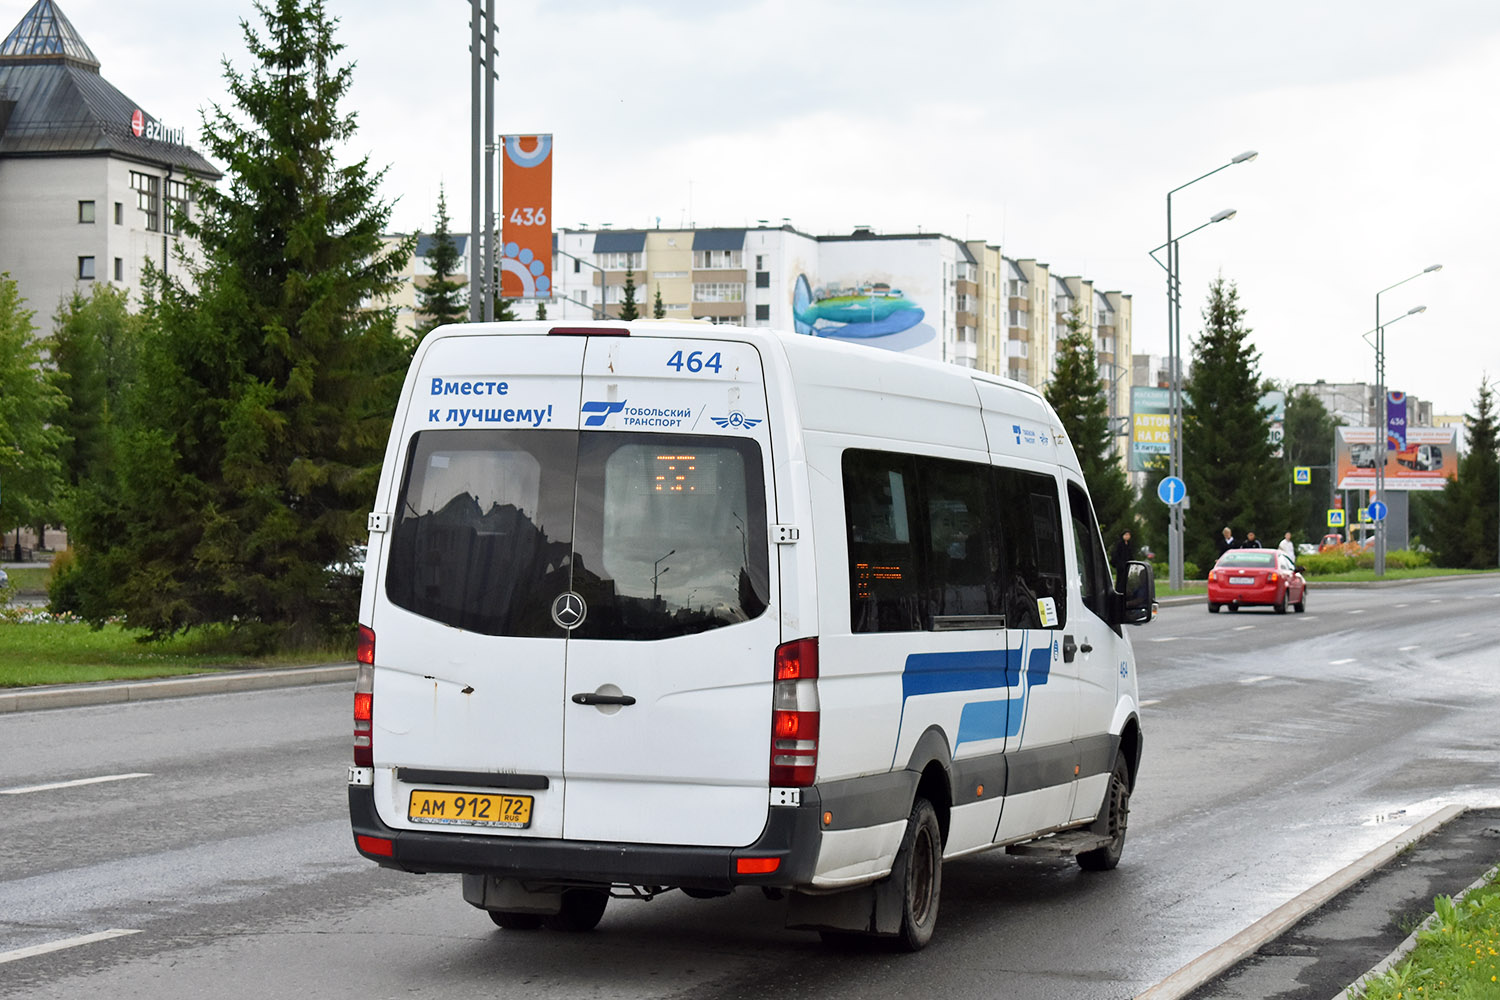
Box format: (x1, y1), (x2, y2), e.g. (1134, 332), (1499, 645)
(1111, 530), (1135, 590)
(1217, 526), (1235, 556)
(1241, 531), (1260, 548)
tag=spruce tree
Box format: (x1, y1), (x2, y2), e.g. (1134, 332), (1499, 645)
(69, 0), (412, 645)
(0, 274), (66, 557)
(653, 284), (665, 319)
(1044, 307), (1139, 549)
(618, 265), (639, 321)
(1180, 276), (1290, 568)
(1423, 377), (1498, 568)
(414, 184), (466, 339)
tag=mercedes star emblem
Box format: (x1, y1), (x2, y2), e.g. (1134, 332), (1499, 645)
(551, 591), (587, 630)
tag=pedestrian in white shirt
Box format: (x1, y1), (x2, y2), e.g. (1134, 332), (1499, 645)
(1278, 531), (1296, 562)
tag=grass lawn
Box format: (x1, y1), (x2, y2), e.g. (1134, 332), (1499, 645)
(0, 618), (351, 688)
(1, 566), (50, 594)
(1354, 866), (1500, 998)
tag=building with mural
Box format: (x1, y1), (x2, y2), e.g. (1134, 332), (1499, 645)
(0, 0), (220, 319)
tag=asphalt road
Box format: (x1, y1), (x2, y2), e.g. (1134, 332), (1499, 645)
(1, 576), (1497, 999)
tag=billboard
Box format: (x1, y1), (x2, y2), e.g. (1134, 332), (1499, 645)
(1130, 387), (1171, 471)
(500, 134), (553, 299)
(795, 239), (943, 361)
(1335, 426), (1458, 491)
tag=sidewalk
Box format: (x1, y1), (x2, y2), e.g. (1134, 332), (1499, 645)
(0, 663), (355, 713)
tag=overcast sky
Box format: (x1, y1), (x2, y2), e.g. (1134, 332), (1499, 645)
(39, 0), (1500, 415)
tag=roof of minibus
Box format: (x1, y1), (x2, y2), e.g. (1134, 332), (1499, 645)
(426, 319), (1055, 406)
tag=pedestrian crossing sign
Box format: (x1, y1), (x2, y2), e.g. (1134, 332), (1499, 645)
(1293, 466), (1311, 485)
(1327, 509), (1345, 527)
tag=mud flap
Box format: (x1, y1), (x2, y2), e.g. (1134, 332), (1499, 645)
(785, 867), (907, 935)
(463, 874), (564, 915)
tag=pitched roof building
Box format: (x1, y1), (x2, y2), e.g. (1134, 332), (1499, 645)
(0, 0), (219, 317)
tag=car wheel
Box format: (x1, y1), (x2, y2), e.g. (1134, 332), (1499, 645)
(1079, 756), (1131, 872)
(1228, 603), (1239, 613)
(1208, 602), (1220, 613)
(891, 797), (942, 952)
(543, 888), (609, 932)
(488, 910), (544, 930)
(1294, 588), (1306, 613)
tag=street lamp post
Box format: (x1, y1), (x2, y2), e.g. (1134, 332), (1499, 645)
(1372, 264), (1442, 575)
(1162, 152), (1257, 591)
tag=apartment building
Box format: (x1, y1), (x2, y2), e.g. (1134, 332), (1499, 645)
(0, 1), (220, 317)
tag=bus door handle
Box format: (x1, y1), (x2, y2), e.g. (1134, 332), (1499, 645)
(572, 692), (636, 707)
(1063, 635), (1078, 662)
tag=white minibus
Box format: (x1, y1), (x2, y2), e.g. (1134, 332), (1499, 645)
(348, 320), (1155, 949)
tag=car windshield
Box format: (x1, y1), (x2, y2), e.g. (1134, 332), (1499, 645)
(1218, 551), (1275, 568)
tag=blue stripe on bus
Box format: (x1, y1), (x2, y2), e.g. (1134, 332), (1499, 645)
(900, 640), (1055, 749)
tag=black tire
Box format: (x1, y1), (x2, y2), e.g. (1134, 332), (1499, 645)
(488, 910), (544, 930)
(1274, 589), (1287, 614)
(891, 797), (942, 951)
(543, 888), (609, 932)
(1208, 602), (1220, 613)
(1228, 603), (1239, 613)
(1294, 589), (1306, 613)
(1078, 756), (1131, 872)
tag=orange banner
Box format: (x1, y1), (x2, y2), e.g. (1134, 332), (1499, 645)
(500, 135), (552, 299)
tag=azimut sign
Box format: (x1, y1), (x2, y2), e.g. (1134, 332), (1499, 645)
(129, 108), (185, 146)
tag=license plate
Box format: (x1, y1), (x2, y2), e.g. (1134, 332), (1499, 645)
(1228, 576), (1255, 585)
(408, 789), (533, 829)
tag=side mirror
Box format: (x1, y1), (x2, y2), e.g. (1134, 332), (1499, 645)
(1119, 560), (1157, 626)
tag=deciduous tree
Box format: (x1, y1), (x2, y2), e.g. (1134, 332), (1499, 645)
(0, 274), (66, 557)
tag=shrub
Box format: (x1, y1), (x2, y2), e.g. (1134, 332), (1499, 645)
(47, 548), (83, 615)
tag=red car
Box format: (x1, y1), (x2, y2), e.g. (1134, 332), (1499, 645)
(1207, 548), (1307, 614)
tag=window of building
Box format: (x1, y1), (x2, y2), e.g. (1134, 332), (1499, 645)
(78, 200), (95, 224)
(114, 202), (124, 225)
(754, 255), (764, 269)
(755, 304), (770, 321)
(131, 171), (160, 232)
(692, 282), (744, 303)
(597, 251), (642, 271)
(78, 256), (95, 280)
(113, 257), (123, 281)
(755, 271), (770, 288)
(692, 249), (742, 269)
(165, 179), (190, 235)
(573, 258), (581, 273)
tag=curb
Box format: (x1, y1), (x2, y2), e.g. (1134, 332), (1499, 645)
(1334, 860), (1500, 1000)
(1134, 804), (1468, 1000)
(0, 664), (356, 713)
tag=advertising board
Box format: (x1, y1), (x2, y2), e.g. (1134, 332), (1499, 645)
(1335, 425), (1458, 491)
(1130, 387), (1171, 471)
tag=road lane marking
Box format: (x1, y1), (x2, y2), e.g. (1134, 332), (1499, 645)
(1398, 645), (1420, 652)
(0, 773), (152, 796)
(1393, 603), (1408, 608)
(1233, 625), (1255, 631)
(1329, 658), (1356, 665)
(1240, 675), (1273, 685)
(1428, 599), (1442, 604)
(1347, 609), (1365, 615)
(0, 929), (141, 965)
(1140, 699), (1161, 707)
(1150, 637), (1180, 643)
(1456, 632), (1474, 638)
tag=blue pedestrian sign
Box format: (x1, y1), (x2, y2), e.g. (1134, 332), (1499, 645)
(1367, 500), (1388, 522)
(1293, 466), (1312, 485)
(1157, 476), (1187, 506)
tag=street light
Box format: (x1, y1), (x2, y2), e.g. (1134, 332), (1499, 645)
(1373, 264), (1441, 576)
(1160, 152), (1257, 592)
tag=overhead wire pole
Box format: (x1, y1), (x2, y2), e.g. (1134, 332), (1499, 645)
(1161, 151), (1256, 590)
(483, 0), (496, 322)
(1371, 264), (1441, 576)
(468, 0), (480, 322)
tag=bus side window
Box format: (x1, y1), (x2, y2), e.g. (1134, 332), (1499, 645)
(994, 466), (1067, 628)
(844, 450), (923, 633)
